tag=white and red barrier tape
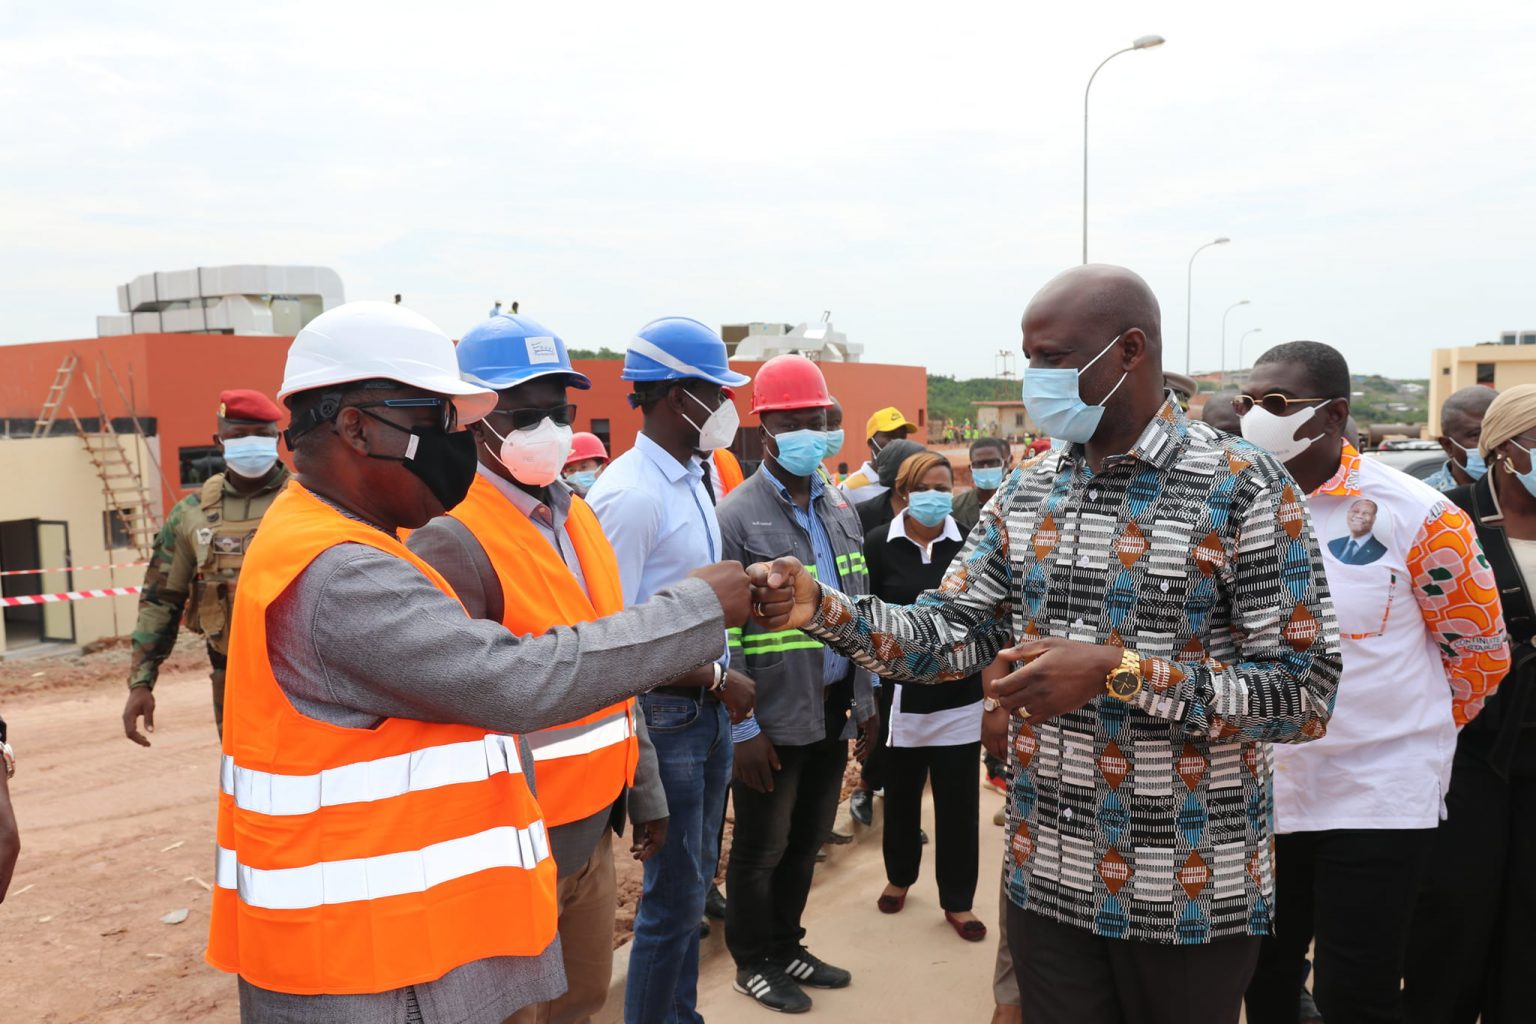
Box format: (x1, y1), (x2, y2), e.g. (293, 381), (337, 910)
(0, 586), (141, 608)
(0, 561), (147, 578)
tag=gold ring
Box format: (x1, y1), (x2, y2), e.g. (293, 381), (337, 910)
(753, 602), (764, 616)
(1016, 705), (1030, 720)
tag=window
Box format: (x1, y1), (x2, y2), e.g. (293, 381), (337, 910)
(103, 508), (135, 550)
(917, 408), (926, 426)
(1523, 332), (1536, 346)
(589, 418), (611, 456)
(1014, 412), (1025, 427)
(1476, 363), (1496, 386)
(179, 445), (223, 486)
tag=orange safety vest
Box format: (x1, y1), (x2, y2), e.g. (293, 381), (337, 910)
(448, 474), (639, 827)
(712, 449), (744, 498)
(206, 482), (557, 996)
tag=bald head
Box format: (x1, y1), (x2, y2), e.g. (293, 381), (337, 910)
(1021, 265), (1166, 448)
(1442, 386), (1497, 434)
(1024, 264), (1162, 354)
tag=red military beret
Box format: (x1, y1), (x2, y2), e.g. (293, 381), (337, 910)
(218, 388), (283, 424)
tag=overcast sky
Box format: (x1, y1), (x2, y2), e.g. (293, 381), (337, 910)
(3, 2), (1533, 381)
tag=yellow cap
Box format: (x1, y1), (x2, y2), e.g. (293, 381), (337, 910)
(865, 406), (918, 439)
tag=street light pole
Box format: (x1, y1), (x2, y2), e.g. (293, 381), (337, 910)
(1184, 236), (1230, 375)
(1082, 34), (1165, 264)
(1238, 328), (1263, 379)
(1220, 299), (1250, 385)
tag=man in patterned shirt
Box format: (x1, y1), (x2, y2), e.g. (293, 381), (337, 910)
(746, 265), (1343, 1024)
(1237, 342), (1508, 1024)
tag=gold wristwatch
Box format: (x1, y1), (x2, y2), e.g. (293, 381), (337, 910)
(982, 697), (1003, 713)
(1104, 648), (1143, 702)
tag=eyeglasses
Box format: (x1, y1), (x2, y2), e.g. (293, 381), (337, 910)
(489, 403), (578, 432)
(1232, 393), (1333, 417)
(349, 397), (458, 432)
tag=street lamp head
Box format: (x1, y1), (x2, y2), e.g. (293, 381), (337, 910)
(1214, 236), (1231, 245)
(1133, 35), (1165, 49)
(1238, 299), (1250, 306)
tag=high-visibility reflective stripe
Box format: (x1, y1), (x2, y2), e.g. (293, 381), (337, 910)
(805, 564), (819, 580)
(743, 637), (825, 654)
(835, 552), (868, 575)
(221, 734), (524, 817)
(526, 710), (632, 762)
(215, 821), (551, 910)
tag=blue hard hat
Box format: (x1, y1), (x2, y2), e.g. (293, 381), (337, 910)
(622, 317), (750, 388)
(456, 313), (592, 391)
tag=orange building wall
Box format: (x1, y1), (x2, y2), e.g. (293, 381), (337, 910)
(1, 333), (927, 513)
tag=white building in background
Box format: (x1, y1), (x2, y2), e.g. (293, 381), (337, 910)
(96, 265), (344, 337)
(723, 316), (864, 363)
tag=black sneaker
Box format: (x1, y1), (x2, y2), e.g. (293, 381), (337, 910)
(849, 788), (873, 826)
(734, 961), (812, 1014)
(1299, 987), (1324, 1024)
(705, 883), (727, 920)
(779, 946), (851, 989)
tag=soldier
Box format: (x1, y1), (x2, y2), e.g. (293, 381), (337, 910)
(121, 389), (289, 745)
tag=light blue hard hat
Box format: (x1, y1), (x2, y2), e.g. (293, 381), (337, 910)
(456, 313), (592, 391)
(622, 317), (750, 388)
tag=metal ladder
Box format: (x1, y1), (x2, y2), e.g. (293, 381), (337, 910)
(32, 353), (80, 438)
(69, 373), (162, 558)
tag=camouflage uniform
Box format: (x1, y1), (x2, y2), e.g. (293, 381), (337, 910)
(127, 467), (290, 733)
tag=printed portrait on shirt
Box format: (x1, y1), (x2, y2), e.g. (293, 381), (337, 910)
(1326, 497), (1391, 566)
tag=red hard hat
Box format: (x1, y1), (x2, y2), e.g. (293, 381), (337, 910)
(565, 432), (609, 467)
(751, 354), (832, 414)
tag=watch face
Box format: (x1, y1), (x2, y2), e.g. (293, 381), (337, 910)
(1107, 670), (1140, 700)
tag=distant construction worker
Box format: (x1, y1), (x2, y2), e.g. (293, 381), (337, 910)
(952, 435), (1013, 536)
(206, 301), (751, 1022)
(122, 389), (288, 744)
(408, 313), (667, 1024)
(562, 431), (609, 496)
(841, 406), (916, 504)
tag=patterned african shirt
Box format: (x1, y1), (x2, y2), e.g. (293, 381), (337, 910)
(803, 398), (1343, 944)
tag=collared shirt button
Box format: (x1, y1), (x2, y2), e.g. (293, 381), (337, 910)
(1089, 490), (1099, 501)
(1062, 808), (1073, 821)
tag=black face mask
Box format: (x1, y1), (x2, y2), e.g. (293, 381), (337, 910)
(360, 410), (479, 512)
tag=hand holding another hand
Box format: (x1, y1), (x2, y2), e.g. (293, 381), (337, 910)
(990, 638), (1121, 727)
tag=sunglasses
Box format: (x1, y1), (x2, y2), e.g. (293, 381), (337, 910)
(1232, 393), (1333, 417)
(350, 396), (458, 433)
(489, 403), (578, 432)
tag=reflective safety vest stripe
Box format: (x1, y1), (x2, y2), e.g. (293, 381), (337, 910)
(448, 474), (638, 827)
(206, 482), (557, 996)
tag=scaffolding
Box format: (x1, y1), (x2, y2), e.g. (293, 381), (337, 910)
(36, 352), (169, 560)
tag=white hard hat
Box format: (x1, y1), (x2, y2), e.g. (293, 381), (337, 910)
(278, 301), (497, 424)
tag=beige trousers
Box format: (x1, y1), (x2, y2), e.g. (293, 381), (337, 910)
(506, 834), (618, 1024)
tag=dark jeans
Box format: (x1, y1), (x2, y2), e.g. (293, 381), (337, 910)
(883, 740), (980, 912)
(1246, 828), (1435, 1024)
(624, 695), (732, 1024)
(1403, 741), (1536, 1023)
(859, 680), (896, 791)
(725, 731), (849, 967)
(1007, 902), (1260, 1024)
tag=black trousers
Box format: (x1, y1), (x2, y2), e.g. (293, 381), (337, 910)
(1007, 902), (1260, 1024)
(1403, 744), (1536, 1023)
(725, 731), (849, 967)
(1246, 828), (1434, 1024)
(883, 740), (980, 912)
(859, 680), (896, 791)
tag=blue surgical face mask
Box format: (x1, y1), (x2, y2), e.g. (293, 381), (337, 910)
(822, 428), (845, 458)
(1021, 333), (1128, 444)
(1508, 441), (1536, 498)
(906, 490), (953, 527)
(767, 427), (829, 478)
(1450, 440), (1487, 480)
(223, 435), (279, 479)
(971, 466), (1004, 491)
(566, 469), (598, 491)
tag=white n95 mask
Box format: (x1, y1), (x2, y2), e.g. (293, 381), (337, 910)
(1239, 405), (1325, 463)
(484, 417), (573, 486)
